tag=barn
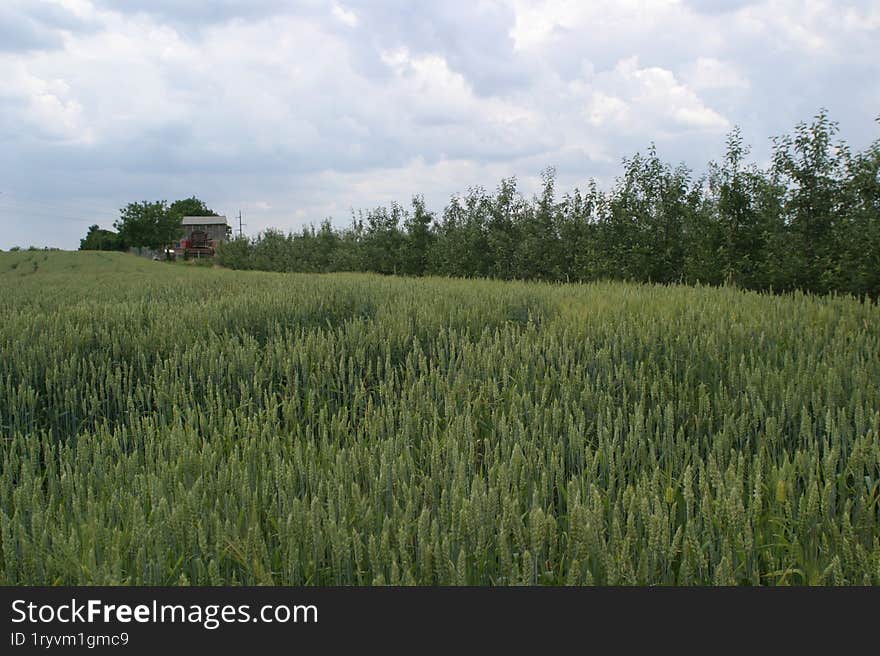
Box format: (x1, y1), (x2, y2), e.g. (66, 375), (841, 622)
(174, 216), (231, 259)
(181, 216), (230, 244)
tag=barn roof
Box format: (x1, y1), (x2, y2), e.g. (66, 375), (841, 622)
(181, 215), (228, 226)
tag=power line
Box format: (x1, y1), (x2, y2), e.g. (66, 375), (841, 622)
(0, 201), (119, 227)
(0, 204), (116, 224)
(0, 195), (122, 215)
(237, 209), (246, 238)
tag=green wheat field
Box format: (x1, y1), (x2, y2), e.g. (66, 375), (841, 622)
(1, 250), (878, 585)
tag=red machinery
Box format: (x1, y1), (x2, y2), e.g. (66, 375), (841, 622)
(180, 230), (216, 259)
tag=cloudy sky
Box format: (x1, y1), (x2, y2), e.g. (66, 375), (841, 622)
(1, 0), (878, 249)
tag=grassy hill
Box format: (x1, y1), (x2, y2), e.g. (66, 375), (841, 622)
(1, 251), (878, 584)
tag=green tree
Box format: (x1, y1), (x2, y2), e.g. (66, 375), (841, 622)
(79, 224), (125, 251)
(837, 122), (880, 297)
(516, 168), (563, 281)
(692, 127), (778, 289)
(486, 178), (521, 279)
(402, 195), (435, 276)
(114, 201), (179, 250)
(362, 204), (405, 275)
(314, 219), (341, 272)
(771, 109), (849, 293)
(602, 147), (688, 283)
(169, 196), (216, 218)
(216, 236), (253, 269)
(558, 180), (605, 282)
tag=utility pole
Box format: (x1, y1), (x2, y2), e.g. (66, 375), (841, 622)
(237, 210), (246, 238)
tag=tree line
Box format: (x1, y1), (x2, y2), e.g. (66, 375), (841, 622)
(80, 197), (217, 251)
(221, 111), (879, 298)
(80, 110), (874, 298)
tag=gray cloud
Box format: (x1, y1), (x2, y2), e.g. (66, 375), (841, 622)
(0, 0), (101, 53)
(341, 1), (531, 96)
(1, 0), (878, 250)
(90, 0), (308, 25)
(683, 1), (761, 14)
(0, 6), (61, 52)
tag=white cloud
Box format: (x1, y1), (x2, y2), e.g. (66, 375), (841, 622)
(588, 93), (631, 128)
(587, 56), (730, 132)
(0, 62), (93, 143)
(510, 0), (712, 52)
(331, 3), (358, 28)
(683, 57), (750, 90)
(379, 46), (537, 131)
(732, 0), (880, 56)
